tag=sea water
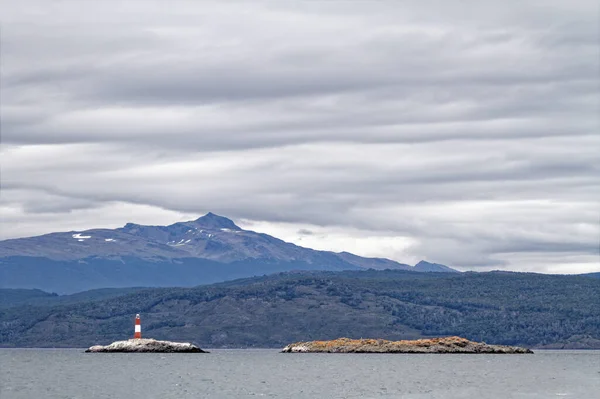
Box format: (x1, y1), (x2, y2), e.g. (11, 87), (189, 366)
(1, 349), (598, 398)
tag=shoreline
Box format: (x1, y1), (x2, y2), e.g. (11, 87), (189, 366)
(2, 347), (599, 352)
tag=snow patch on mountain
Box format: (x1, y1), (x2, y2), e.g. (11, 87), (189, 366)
(73, 233), (91, 240)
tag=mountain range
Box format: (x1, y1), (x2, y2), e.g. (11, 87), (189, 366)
(0, 212), (457, 293)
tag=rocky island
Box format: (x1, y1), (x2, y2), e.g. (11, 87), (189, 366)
(85, 338), (208, 353)
(282, 336), (533, 354)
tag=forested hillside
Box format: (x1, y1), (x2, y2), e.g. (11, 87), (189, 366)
(0, 287), (148, 308)
(1, 270), (598, 348)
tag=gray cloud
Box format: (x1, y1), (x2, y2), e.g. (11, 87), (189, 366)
(1, 0), (598, 273)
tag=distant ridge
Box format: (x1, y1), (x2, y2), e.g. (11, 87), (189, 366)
(0, 212), (458, 293)
(414, 260), (459, 273)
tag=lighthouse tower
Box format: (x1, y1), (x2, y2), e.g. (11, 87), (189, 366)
(134, 314), (142, 339)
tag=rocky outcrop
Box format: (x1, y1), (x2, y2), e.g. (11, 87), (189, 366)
(85, 338), (208, 353)
(282, 336), (533, 354)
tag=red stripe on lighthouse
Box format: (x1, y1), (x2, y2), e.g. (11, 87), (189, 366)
(134, 314), (142, 339)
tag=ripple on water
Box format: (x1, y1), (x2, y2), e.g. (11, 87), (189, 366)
(0, 349), (599, 399)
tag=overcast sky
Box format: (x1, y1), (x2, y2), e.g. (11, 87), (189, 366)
(1, 0), (598, 273)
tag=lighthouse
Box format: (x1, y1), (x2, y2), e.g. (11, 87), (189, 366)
(134, 314), (142, 339)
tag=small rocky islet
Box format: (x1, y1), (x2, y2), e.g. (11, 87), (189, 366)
(281, 336), (533, 354)
(85, 338), (208, 353)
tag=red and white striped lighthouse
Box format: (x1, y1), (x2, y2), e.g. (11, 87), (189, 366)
(134, 314), (142, 339)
